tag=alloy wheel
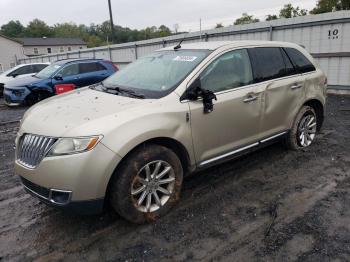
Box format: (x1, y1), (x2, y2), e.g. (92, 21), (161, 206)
(297, 112), (317, 147)
(131, 160), (176, 213)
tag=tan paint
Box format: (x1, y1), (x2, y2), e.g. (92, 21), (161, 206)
(15, 41), (327, 203)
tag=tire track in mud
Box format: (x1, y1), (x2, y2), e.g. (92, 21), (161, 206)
(0, 95), (350, 261)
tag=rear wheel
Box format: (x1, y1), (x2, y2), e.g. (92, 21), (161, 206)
(109, 144), (183, 224)
(285, 106), (317, 150)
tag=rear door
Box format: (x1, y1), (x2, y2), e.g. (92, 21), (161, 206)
(78, 62), (109, 86)
(248, 47), (305, 138)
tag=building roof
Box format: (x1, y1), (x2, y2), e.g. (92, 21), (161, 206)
(0, 33), (23, 44)
(16, 37), (86, 46)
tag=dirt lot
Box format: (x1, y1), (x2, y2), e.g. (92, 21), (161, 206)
(0, 95), (350, 262)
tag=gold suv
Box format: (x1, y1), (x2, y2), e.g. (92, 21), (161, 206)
(15, 41), (327, 223)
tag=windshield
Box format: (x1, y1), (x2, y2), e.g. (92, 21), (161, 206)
(102, 49), (211, 98)
(36, 64), (61, 79)
(0, 66), (21, 76)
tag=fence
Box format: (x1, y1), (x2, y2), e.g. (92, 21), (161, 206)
(19, 10), (350, 88)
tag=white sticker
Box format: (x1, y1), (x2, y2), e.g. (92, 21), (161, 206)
(173, 56), (197, 62)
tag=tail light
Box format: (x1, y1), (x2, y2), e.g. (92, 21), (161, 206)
(104, 60), (118, 71)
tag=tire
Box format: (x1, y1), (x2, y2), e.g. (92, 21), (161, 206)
(109, 144), (183, 224)
(25, 91), (51, 106)
(285, 106), (317, 150)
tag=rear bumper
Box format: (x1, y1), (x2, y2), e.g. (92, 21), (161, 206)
(21, 176), (105, 215)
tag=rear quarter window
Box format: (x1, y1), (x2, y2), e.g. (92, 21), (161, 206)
(284, 48), (316, 73)
(79, 62), (107, 74)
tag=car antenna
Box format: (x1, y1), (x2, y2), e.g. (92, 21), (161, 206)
(174, 39), (184, 50)
(174, 32), (189, 50)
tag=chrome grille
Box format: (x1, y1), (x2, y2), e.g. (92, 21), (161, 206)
(17, 134), (57, 168)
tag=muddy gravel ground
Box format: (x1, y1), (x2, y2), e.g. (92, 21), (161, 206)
(0, 95), (350, 262)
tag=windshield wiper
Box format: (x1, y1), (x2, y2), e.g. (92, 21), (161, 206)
(98, 83), (145, 99)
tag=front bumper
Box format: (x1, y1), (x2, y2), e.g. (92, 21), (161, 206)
(15, 142), (121, 211)
(21, 176), (105, 214)
(3, 86), (31, 105)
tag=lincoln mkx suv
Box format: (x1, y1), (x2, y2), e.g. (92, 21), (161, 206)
(15, 41), (327, 223)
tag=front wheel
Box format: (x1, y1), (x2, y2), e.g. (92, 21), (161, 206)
(109, 144), (183, 224)
(285, 106), (318, 150)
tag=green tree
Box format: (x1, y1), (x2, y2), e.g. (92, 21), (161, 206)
(158, 25), (171, 37)
(310, 0), (350, 14)
(266, 14), (278, 21)
(25, 19), (53, 37)
(215, 23), (224, 28)
(0, 20), (25, 37)
(279, 4), (308, 18)
(234, 13), (260, 25)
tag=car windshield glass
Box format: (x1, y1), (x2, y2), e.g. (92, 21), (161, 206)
(0, 66), (20, 76)
(102, 49), (211, 98)
(35, 64), (61, 79)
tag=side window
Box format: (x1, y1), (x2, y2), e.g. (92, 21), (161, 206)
(249, 47), (286, 82)
(59, 64), (79, 77)
(79, 62), (107, 74)
(8, 65), (32, 76)
(280, 48), (297, 76)
(200, 49), (253, 93)
(33, 64), (48, 72)
(284, 48), (316, 73)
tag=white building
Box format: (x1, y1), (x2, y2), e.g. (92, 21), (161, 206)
(0, 34), (25, 72)
(17, 37), (87, 57)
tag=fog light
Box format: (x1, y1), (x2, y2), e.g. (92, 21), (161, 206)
(50, 189), (71, 204)
(13, 89), (24, 97)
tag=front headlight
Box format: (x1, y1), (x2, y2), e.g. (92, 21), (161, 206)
(48, 136), (102, 156)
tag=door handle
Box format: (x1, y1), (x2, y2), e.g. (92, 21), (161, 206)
(243, 95), (258, 103)
(291, 84), (302, 90)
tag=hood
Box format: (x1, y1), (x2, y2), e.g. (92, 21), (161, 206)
(5, 75), (42, 88)
(20, 87), (153, 137)
(0, 75), (11, 84)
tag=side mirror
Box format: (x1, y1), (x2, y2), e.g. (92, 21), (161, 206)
(182, 78), (202, 101)
(182, 78), (217, 114)
(11, 73), (19, 78)
(53, 74), (63, 81)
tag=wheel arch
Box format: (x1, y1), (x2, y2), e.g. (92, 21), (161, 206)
(303, 98), (324, 131)
(105, 136), (192, 201)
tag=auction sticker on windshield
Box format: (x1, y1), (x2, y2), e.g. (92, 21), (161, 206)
(173, 56), (197, 62)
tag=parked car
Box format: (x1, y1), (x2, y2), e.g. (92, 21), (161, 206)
(3, 59), (117, 106)
(0, 63), (49, 97)
(15, 41), (327, 223)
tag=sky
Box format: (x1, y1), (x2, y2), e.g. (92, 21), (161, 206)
(0, 0), (317, 32)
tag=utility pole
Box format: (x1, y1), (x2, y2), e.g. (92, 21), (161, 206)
(199, 18), (202, 40)
(108, 0), (115, 44)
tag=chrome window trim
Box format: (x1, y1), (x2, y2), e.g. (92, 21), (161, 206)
(180, 45), (320, 103)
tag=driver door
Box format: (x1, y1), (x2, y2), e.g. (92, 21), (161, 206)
(187, 49), (265, 166)
(52, 63), (80, 88)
